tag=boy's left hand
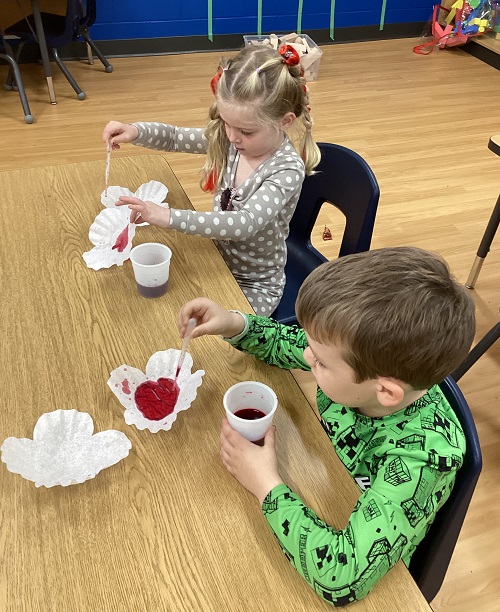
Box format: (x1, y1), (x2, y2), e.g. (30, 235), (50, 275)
(220, 419), (284, 505)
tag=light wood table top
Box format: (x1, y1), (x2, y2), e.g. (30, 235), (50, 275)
(0, 0), (65, 28)
(0, 155), (431, 611)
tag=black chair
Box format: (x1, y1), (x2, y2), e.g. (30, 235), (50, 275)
(409, 376), (482, 603)
(1, 33), (33, 123)
(6, 0), (112, 100)
(75, 0), (113, 73)
(271, 142), (380, 326)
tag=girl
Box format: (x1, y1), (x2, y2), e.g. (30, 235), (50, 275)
(102, 45), (320, 316)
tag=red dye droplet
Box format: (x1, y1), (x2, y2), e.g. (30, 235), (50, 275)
(134, 378), (180, 420)
(112, 225), (129, 252)
(121, 379), (131, 395)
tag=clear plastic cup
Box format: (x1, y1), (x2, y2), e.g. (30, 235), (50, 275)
(130, 243), (172, 298)
(224, 381), (278, 443)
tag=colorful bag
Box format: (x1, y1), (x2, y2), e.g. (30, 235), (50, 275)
(413, 1), (497, 54)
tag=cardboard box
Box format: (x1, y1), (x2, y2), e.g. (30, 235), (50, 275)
(243, 33), (323, 82)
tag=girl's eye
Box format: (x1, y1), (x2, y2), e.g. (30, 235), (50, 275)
(241, 130), (253, 137)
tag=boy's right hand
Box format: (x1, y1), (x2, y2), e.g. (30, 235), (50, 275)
(102, 121), (139, 150)
(178, 299), (246, 340)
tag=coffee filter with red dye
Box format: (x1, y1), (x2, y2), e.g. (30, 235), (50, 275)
(0, 409), (132, 488)
(83, 180), (170, 270)
(101, 180), (169, 227)
(83, 207), (137, 270)
(107, 349), (205, 433)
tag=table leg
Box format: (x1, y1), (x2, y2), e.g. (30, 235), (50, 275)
(31, 0), (56, 104)
(466, 192), (500, 288)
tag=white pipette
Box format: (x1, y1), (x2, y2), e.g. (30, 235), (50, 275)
(175, 318), (197, 380)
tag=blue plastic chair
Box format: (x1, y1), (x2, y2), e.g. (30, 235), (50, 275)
(5, 0), (112, 100)
(271, 142), (380, 326)
(409, 376), (482, 603)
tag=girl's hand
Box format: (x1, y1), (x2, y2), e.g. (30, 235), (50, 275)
(178, 299), (246, 339)
(116, 196), (171, 228)
(102, 121), (139, 150)
(220, 420), (283, 505)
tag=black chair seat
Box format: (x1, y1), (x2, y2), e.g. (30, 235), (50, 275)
(7, 14), (71, 48)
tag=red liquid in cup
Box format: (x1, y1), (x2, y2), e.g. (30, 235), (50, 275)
(233, 408), (266, 420)
(136, 281), (168, 298)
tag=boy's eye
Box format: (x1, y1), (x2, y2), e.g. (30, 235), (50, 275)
(314, 356), (325, 368)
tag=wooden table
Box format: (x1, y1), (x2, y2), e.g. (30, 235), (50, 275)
(0, 155), (432, 611)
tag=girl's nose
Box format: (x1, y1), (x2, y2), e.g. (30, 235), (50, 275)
(226, 128), (240, 144)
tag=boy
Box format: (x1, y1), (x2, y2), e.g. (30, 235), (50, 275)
(178, 246), (476, 606)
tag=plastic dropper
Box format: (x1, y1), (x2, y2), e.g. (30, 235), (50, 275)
(175, 318), (197, 380)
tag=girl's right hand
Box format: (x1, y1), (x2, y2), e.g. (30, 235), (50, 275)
(102, 121), (139, 150)
(178, 299), (246, 340)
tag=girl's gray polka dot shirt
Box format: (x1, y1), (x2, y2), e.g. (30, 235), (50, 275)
(132, 122), (305, 316)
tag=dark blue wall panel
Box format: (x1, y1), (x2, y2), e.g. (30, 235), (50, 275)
(90, 0), (432, 41)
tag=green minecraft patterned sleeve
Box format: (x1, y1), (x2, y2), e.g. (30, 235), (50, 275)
(226, 315), (310, 370)
(227, 315), (466, 606)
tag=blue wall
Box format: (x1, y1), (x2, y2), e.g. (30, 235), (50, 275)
(90, 0), (432, 41)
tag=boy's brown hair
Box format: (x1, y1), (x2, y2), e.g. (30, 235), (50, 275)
(296, 247), (476, 389)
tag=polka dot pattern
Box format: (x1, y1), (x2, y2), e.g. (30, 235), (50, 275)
(132, 123), (305, 316)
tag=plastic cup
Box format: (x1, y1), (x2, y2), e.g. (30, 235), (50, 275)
(130, 243), (172, 298)
(224, 381), (278, 443)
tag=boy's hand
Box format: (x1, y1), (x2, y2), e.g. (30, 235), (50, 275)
(116, 196), (171, 227)
(178, 299), (246, 340)
(102, 121), (139, 149)
(219, 420), (283, 505)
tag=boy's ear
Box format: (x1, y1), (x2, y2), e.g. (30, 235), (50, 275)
(281, 112), (297, 130)
(375, 377), (406, 407)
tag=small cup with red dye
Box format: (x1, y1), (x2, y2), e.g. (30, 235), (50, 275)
(130, 242), (172, 298)
(223, 381), (278, 444)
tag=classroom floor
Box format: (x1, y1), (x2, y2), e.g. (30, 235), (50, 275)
(1, 37), (499, 612)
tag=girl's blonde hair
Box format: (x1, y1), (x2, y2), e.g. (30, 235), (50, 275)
(201, 45), (321, 192)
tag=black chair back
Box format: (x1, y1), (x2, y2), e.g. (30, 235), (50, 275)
(409, 376), (482, 602)
(272, 142), (380, 326)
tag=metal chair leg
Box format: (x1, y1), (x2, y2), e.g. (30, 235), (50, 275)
(0, 52), (34, 123)
(4, 39), (26, 91)
(51, 48), (86, 100)
(86, 41), (93, 65)
(80, 28), (113, 72)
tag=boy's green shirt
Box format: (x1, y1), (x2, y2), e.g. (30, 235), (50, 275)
(227, 315), (466, 607)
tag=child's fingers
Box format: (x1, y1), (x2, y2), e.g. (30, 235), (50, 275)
(178, 299), (214, 338)
(264, 425), (276, 448)
(220, 419), (239, 449)
(118, 196), (144, 205)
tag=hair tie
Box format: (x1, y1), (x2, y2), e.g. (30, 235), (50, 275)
(278, 44), (300, 67)
(210, 66), (227, 95)
(202, 167), (218, 192)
